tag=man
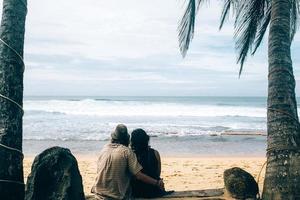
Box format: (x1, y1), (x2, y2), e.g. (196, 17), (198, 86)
(92, 124), (165, 200)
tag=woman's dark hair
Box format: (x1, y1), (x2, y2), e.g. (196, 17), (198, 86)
(131, 129), (150, 154)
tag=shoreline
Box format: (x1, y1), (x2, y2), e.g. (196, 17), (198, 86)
(221, 130), (266, 136)
(23, 130), (267, 142)
(23, 134), (267, 157)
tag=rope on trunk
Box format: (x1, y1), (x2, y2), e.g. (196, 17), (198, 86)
(0, 38), (25, 113)
(257, 161), (267, 185)
(0, 38), (25, 70)
(0, 143), (24, 157)
(256, 160), (267, 199)
(266, 145), (300, 154)
(268, 68), (294, 79)
(0, 36), (25, 174)
(268, 107), (300, 126)
(0, 179), (24, 185)
(0, 94), (24, 113)
(0, 143), (24, 185)
(0, 0), (27, 188)
(267, 108), (300, 154)
(0, 143), (25, 186)
(0, 95), (24, 156)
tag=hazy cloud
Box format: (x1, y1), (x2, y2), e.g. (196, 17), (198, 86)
(0, 0), (299, 96)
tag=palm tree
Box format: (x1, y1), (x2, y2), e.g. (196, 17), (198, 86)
(179, 0), (300, 198)
(0, 0), (27, 199)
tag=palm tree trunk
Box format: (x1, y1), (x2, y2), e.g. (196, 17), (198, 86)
(0, 0), (27, 199)
(262, 0), (300, 199)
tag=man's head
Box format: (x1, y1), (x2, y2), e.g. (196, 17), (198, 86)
(111, 124), (130, 146)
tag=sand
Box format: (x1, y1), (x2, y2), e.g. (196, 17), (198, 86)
(24, 155), (266, 199)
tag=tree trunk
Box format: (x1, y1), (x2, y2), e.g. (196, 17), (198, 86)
(262, 0), (300, 199)
(0, 0), (27, 199)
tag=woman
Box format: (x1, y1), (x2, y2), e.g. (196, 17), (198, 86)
(130, 128), (170, 198)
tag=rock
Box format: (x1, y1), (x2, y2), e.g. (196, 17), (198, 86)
(25, 146), (85, 200)
(224, 167), (259, 199)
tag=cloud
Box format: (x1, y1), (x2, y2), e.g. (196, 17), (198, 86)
(0, 0), (299, 96)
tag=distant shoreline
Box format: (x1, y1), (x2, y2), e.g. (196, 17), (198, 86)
(23, 134), (267, 158)
(221, 130), (267, 136)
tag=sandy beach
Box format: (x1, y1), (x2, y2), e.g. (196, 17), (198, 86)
(24, 155), (266, 199)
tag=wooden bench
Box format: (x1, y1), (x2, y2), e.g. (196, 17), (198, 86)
(86, 188), (225, 199)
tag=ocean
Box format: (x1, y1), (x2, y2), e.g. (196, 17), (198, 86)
(23, 96), (298, 157)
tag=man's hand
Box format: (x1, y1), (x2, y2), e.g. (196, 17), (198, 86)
(157, 179), (165, 191)
(135, 171), (165, 191)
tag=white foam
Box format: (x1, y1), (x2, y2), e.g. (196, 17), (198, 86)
(24, 99), (267, 118)
(23, 98), (273, 140)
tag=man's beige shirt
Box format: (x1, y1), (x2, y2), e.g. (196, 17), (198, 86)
(92, 143), (142, 200)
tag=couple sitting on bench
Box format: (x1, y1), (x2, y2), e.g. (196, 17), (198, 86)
(91, 124), (173, 200)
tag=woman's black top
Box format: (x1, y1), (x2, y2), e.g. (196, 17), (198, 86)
(131, 148), (165, 198)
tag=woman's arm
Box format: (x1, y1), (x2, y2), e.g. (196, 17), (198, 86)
(154, 149), (161, 177)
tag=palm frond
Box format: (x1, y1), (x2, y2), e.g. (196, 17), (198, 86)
(219, 0), (238, 30)
(178, 0), (196, 58)
(234, 0), (268, 76)
(234, 2), (246, 28)
(178, 0), (207, 57)
(252, 3), (271, 54)
(197, 0), (207, 11)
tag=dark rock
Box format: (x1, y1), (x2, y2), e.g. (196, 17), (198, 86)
(224, 167), (259, 199)
(25, 146), (85, 200)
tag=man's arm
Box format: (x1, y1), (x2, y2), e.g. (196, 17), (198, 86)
(135, 171), (164, 190)
(127, 149), (164, 190)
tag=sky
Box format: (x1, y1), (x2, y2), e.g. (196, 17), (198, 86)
(1, 0), (300, 96)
